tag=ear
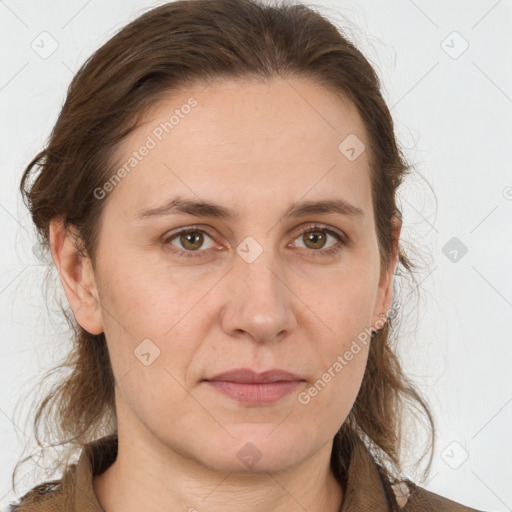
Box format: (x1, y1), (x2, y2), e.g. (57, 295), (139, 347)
(49, 218), (104, 335)
(371, 215), (402, 332)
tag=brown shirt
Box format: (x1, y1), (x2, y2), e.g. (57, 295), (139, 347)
(8, 434), (483, 512)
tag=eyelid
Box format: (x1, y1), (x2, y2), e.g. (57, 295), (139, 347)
(292, 223), (348, 244)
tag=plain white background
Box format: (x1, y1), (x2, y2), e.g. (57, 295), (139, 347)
(0, 1), (511, 511)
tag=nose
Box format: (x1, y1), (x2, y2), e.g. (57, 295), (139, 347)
(220, 250), (297, 344)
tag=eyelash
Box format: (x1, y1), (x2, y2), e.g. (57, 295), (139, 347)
(162, 224), (348, 259)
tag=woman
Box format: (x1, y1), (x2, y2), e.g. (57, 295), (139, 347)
(8, 0), (484, 510)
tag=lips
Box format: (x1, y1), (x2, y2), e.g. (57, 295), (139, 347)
(206, 368), (303, 383)
(204, 368), (305, 405)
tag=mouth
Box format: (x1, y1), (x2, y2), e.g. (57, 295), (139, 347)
(203, 368), (305, 405)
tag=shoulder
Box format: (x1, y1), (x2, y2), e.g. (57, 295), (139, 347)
(398, 480), (485, 512)
(6, 475), (71, 512)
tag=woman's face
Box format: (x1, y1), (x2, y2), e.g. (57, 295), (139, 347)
(76, 77), (398, 473)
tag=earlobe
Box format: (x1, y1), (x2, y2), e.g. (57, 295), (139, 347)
(49, 218), (104, 335)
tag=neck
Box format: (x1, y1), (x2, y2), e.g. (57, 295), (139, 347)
(93, 423), (344, 512)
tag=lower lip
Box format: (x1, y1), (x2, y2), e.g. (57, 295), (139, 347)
(205, 380), (303, 404)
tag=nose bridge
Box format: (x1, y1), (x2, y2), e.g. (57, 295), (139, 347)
(221, 240), (296, 341)
(239, 245), (280, 299)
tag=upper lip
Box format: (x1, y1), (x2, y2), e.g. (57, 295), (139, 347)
(205, 368), (303, 383)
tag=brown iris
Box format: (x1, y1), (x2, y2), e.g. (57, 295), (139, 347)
(303, 229), (327, 249)
(180, 231), (204, 250)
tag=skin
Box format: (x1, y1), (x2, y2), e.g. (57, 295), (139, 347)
(50, 76), (400, 512)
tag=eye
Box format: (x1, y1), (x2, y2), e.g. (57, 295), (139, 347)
(163, 227), (216, 258)
(292, 224), (346, 257)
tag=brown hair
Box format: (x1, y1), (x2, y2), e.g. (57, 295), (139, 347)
(13, 0), (435, 499)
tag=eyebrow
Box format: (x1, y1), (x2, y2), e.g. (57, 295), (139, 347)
(136, 196), (364, 221)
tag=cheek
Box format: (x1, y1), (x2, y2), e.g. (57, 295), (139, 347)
(300, 334), (370, 432)
(97, 250), (208, 338)
(94, 259), (211, 389)
(309, 270), (378, 345)
(300, 269), (376, 410)
(114, 364), (204, 446)
(301, 238), (380, 326)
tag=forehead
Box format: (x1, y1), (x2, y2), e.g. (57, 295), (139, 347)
(106, 76), (373, 218)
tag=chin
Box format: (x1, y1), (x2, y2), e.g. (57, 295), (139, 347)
(190, 424), (316, 474)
